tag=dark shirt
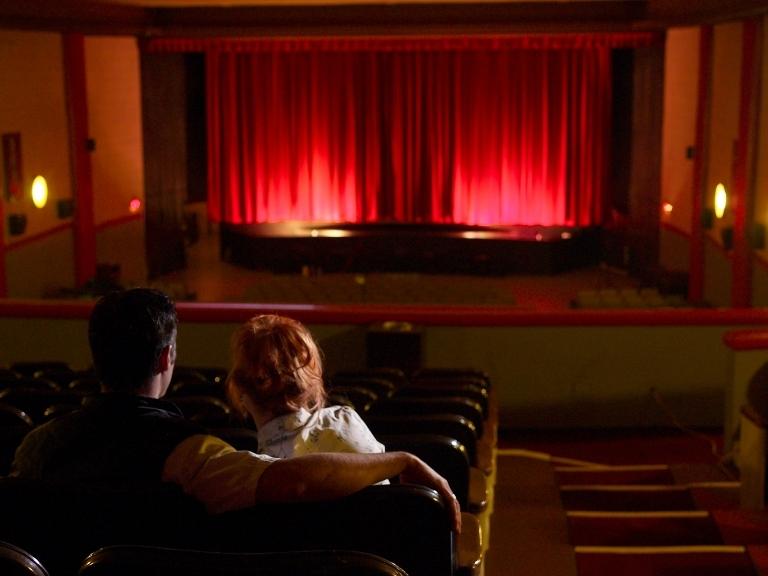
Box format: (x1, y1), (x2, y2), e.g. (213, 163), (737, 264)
(12, 393), (202, 490)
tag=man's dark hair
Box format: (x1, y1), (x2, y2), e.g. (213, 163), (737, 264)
(89, 288), (177, 392)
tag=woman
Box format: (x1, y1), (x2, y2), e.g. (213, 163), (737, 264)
(226, 314), (385, 459)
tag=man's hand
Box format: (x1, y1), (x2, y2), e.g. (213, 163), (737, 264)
(399, 453), (462, 533)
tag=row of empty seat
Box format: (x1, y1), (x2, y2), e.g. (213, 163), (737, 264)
(1, 539), (409, 576)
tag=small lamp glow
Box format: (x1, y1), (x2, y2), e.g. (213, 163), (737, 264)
(714, 183), (727, 219)
(128, 197), (142, 213)
(662, 202), (673, 215)
(31, 176), (48, 209)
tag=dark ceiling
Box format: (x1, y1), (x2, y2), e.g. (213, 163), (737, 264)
(0, 0), (765, 36)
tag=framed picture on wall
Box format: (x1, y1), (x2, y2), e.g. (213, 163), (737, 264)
(2, 132), (22, 201)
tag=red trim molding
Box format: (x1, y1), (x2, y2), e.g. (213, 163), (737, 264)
(724, 329), (768, 350)
(660, 221), (691, 239)
(94, 212), (142, 233)
(4, 299), (768, 328)
(5, 222), (72, 251)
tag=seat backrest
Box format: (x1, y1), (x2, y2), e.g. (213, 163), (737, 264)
(169, 395), (233, 427)
(0, 388), (84, 423)
(395, 384), (488, 416)
(174, 366), (228, 387)
(333, 368), (409, 390)
(0, 480), (455, 576)
(79, 546), (409, 576)
(0, 368), (21, 382)
(0, 540), (50, 576)
(10, 362), (71, 379)
(0, 403), (34, 427)
(410, 368), (490, 390)
(211, 484), (456, 576)
(32, 368), (80, 389)
(0, 378), (61, 393)
(0, 478), (210, 576)
(369, 396), (484, 436)
(377, 434), (470, 510)
(364, 413), (478, 466)
(326, 385), (378, 413)
(169, 369), (226, 399)
(330, 375), (398, 399)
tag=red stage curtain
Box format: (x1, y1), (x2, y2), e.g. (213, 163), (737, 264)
(202, 37), (617, 226)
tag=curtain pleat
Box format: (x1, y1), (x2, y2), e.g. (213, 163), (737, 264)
(204, 39), (621, 226)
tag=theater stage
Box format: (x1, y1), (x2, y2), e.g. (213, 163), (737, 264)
(219, 222), (601, 275)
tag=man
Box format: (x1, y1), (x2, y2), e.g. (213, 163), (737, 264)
(12, 288), (460, 532)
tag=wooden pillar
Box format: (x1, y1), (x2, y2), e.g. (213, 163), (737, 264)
(731, 19), (762, 307)
(688, 26), (712, 305)
(62, 34), (97, 288)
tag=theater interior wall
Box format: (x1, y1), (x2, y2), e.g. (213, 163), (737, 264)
(2, 16), (768, 302)
(3, 305), (768, 429)
(1, 12), (768, 431)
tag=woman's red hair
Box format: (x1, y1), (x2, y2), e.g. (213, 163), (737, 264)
(227, 315), (326, 418)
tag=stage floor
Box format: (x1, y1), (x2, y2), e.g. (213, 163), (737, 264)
(152, 215), (637, 308)
(219, 221), (602, 276)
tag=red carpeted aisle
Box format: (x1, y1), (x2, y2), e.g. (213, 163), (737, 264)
(487, 439), (768, 576)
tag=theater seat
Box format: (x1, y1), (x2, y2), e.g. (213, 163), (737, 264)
(79, 546), (409, 576)
(378, 433), (475, 511)
(0, 479), (456, 576)
(329, 375), (397, 401)
(0, 540), (50, 576)
(368, 396), (484, 437)
(364, 413), (481, 470)
(327, 385), (378, 413)
(9, 362), (71, 379)
(169, 369), (225, 399)
(0, 388), (84, 423)
(170, 395), (234, 427)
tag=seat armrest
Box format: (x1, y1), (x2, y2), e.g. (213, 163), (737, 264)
(457, 512), (483, 573)
(468, 467), (488, 514)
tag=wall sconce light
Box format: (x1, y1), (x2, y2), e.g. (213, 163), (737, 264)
(662, 202), (673, 216)
(8, 213), (27, 236)
(129, 197), (142, 214)
(31, 175), (48, 208)
(714, 183), (727, 219)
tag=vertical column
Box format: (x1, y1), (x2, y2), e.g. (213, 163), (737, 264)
(731, 19), (762, 307)
(62, 34), (97, 288)
(0, 179), (5, 297)
(688, 26), (712, 305)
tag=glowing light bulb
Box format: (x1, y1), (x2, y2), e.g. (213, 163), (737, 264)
(129, 197), (142, 213)
(31, 176), (48, 208)
(714, 184), (727, 219)
(662, 202), (673, 215)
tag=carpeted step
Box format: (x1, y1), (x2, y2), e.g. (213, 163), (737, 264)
(555, 465), (675, 486)
(567, 511), (724, 546)
(574, 545), (758, 576)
